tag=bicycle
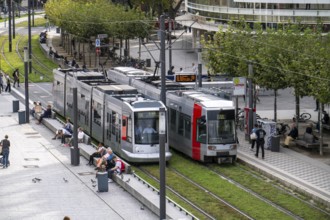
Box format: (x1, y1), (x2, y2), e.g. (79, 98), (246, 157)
(295, 113), (311, 122)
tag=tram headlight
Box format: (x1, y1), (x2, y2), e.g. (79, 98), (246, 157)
(208, 145), (216, 150)
(230, 144), (237, 150)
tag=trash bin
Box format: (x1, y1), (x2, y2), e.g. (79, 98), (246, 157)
(271, 135), (280, 152)
(146, 58), (151, 67)
(18, 110), (26, 124)
(96, 171), (108, 192)
(56, 27), (60, 33)
(12, 100), (19, 112)
(70, 147), (80, 166)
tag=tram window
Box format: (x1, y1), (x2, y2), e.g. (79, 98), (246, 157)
(127, 118), (132, 143)
(169, 108), (176, 131)
(197, 116), (206, 144)
(178, 114), (184, 136)
(178, 113), (190, 138)
(111, 111), (116, 135)
(184, 119), (191, 139)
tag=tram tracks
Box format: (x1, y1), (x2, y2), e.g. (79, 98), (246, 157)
(206, 165), (304, 220)
(137, 165), (253, 219)
(212, 164), (330, 217)
(135, 155), (330, 220)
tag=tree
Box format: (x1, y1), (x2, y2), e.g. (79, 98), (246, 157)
(202, 20), (330, 123)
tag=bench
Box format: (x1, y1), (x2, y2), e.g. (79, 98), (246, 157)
(78, 143), (131, 174)
(294, 133), (328, 149)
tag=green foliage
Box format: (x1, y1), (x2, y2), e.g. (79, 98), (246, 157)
(203, 21), (330, 104)
(45, 0), (151, 39)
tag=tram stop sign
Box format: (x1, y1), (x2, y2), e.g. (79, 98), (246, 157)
(95, 38), (101, 47)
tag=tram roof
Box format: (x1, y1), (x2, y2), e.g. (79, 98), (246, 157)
(95, 84), (137, 94)
(112, 67), (152, 76)
(112, 94), (164, 108)
(174, 90), (233, 107)
(67, 70), (105, 80)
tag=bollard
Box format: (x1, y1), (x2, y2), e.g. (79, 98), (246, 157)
(18, 110), (26, 124)
(96, 171), (108, 192)
(12, 100), (19, 113)
(70, 147), (80, 166)
(271, 135), (280, 152)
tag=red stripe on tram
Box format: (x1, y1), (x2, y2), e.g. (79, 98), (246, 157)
(192, 103), (202, 160)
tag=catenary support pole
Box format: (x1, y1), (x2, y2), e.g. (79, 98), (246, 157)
(8, 0), (12, 52)
(159, 15), (166, 220)
(71, 84), (80, 166)
(248, 63), (254, 137)
(28, 0), (32, 73)
(159, 107), (166, 220)
(160, 15), (166, 104)
(198, 40), (202, 88)
(168, 19), (172, 72)
(24, 47), (29, 123)
(12, 0), (15, 39)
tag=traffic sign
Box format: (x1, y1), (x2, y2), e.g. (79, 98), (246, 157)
(97, 34), (108, 39)
(95, 38), (100, 47)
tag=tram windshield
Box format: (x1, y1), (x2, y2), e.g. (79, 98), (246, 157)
(134, 111), (159, 144)
(207, 110), (235, 144)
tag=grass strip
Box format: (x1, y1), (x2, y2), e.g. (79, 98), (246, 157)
(211, 163), (330, 219)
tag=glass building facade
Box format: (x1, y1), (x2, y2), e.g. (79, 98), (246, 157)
(185, 0), (330, 26)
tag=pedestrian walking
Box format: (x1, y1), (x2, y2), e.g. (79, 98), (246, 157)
(250, 124), (258, 151)
(12, 68), (20, 87)
(0, 73), (3, 93)
(0, 135), (11, 168)
(5, 74), (11, 92)
(255, 124), (266, 159)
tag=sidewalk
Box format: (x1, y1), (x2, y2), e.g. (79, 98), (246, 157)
(0, 93), (157, 219)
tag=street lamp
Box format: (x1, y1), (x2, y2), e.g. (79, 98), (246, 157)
(159, 107), (166, 220)
(24, 47), (29, 123)
(70, 72), (80, 165)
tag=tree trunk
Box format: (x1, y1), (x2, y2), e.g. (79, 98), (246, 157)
(320, 105), (324, 156)
(274, 89), (277, 122)
(295, 95), (300, 134)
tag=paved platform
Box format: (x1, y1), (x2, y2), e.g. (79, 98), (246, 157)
(0, 93), (158, 220)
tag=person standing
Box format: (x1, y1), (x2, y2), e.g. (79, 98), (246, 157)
(167, 66), (175, 75)
(255, 124), (266, 159)
(12, 68), (20, 88)
(0, 73), (3, 93)
(250, 124), (258, 151)
(0, 135), (11, 168)
(5, 74), (11, 92)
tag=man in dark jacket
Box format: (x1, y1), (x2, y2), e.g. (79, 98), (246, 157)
(0, 135), (10, 168)
(255, 124), (266, 159)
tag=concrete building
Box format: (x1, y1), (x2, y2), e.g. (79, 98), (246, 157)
(177, 0), (330, 47)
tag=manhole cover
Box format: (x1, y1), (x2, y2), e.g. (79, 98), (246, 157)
(24, 158), (39, 161)
(25, 132), (39, 135)
(23, 165), (39, 168)
(27, 136), (42, 139)
(78, 172), (95, 176)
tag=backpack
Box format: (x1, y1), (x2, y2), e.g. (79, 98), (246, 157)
(258, 129), (265, 140)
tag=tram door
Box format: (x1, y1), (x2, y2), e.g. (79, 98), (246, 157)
(121, 113), (132, 151)
(110, 111), (121, 146)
